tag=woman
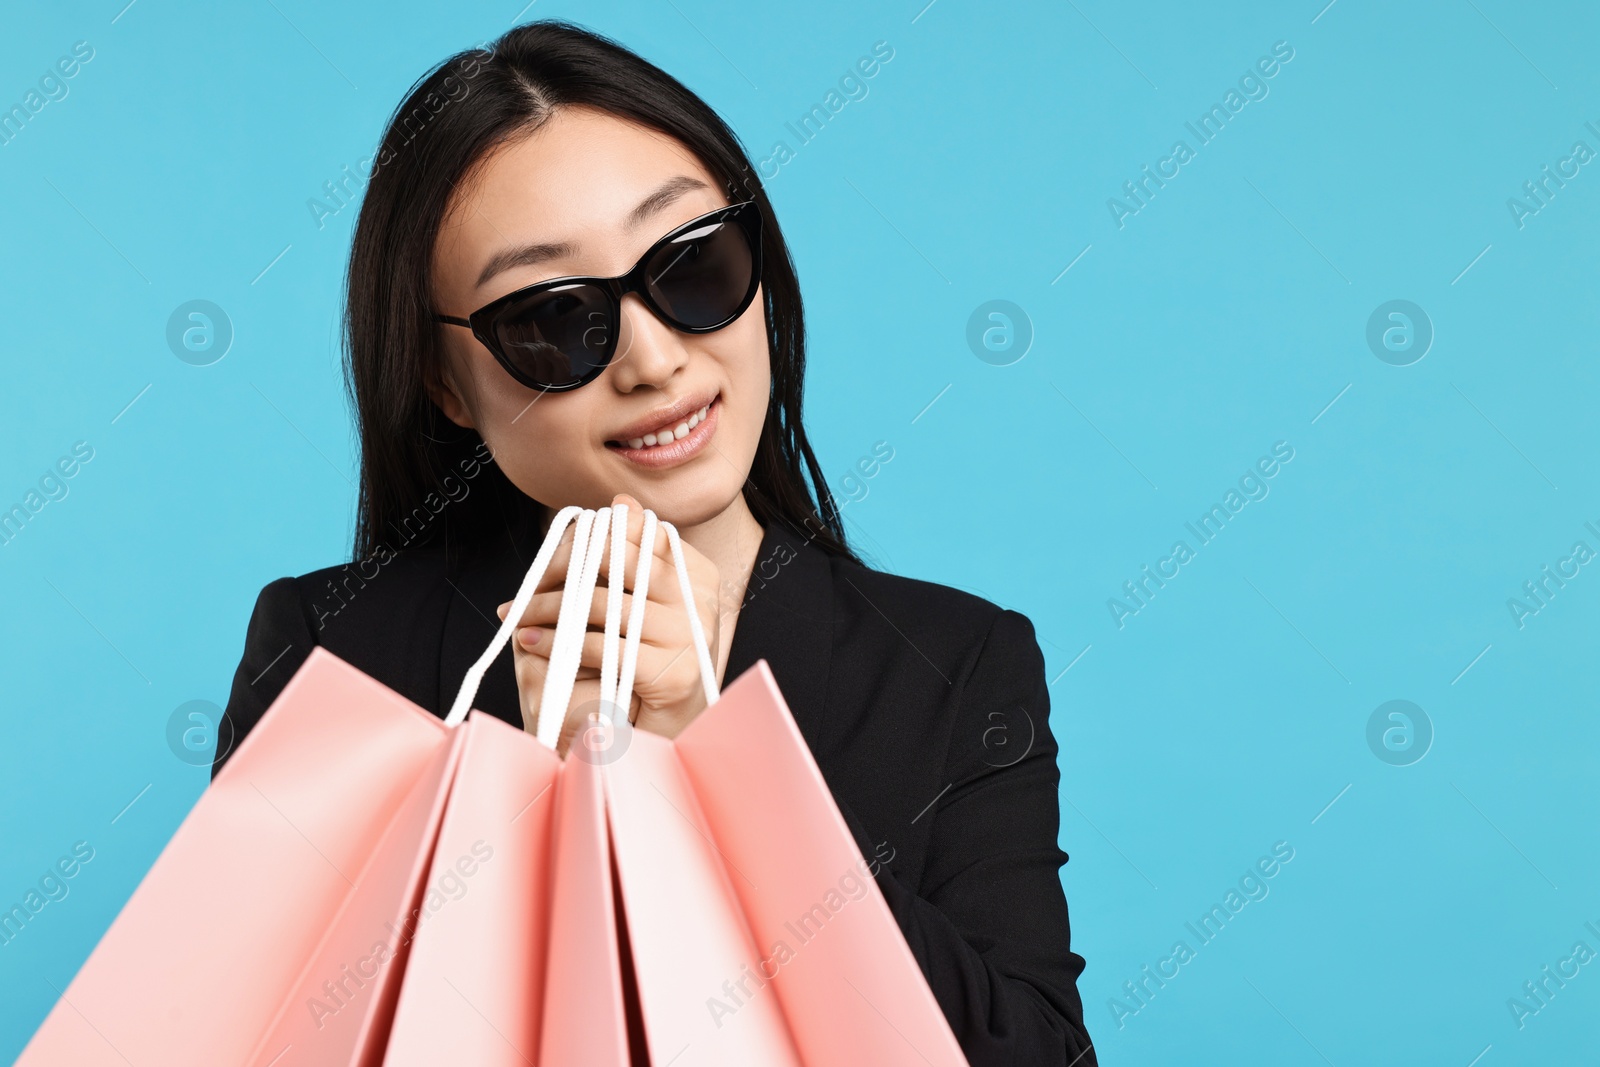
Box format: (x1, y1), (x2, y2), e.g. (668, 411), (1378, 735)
(218, 19), (1095, 1065)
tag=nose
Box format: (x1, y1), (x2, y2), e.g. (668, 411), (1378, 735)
(604, 292), (689, 393)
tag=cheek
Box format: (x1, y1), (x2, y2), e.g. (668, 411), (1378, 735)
(457, 347), (567, 430)
(703, 354), (767, 469)
(723, 315), (771, 426)
(463, 361), (602, 500)
(454, 344), (519, 413)
(490, 413), (599, 507)
(499, 401), (586, 456)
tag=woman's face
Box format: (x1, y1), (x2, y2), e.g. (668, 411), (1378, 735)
(429, 105), (769, 526)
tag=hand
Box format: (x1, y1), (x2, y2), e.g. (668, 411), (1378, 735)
(495, 494), (723, 756)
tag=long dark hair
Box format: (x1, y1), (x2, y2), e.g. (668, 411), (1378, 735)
(342, 18), (853, 567)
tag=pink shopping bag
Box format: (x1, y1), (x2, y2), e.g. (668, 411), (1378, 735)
(523, 503), (793, 1064)
(537, 741), (635, 1066)
(599, 660), (965, 1067)
(245, 719), (467, 1067)
(239, 506), (627, 1065)
(603, 720), (803, 1065)
(381, 711), (563, 1066)
(677, 660), (968, 1067)
(17, 647), (456, 1067)
(20, 505), (597, 1066)
(534, 504), (966, 1066)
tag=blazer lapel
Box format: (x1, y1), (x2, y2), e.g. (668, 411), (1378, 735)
(723, 522), (835, 749)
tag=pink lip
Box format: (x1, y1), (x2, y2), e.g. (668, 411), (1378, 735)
(606, 396), (720, 470)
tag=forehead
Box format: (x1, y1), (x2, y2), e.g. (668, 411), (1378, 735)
(448, 105), (719, 232)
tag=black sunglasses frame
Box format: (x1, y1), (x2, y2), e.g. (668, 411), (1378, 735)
(433, 200), (764, 393)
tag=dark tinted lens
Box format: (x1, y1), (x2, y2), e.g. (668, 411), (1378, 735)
(644, 214), (754, 329)
(488, 283), (614, 387)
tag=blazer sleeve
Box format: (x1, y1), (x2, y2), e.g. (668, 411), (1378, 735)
(212, 577), (317, 780)
(836, 608), (1096, 1067)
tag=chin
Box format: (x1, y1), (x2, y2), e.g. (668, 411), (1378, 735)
(619, 477), (746, 529)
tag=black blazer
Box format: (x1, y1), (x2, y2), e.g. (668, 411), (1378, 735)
(218, 520), (1096, 1066)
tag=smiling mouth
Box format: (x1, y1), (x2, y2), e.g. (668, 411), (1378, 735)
(606, 396), (717, 451)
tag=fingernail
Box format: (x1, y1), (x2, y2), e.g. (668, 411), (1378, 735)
(497, 602), (509, 620)
(518, 626), (541, 648)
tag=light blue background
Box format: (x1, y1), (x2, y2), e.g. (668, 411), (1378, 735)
(2, 1), (1596, 1063)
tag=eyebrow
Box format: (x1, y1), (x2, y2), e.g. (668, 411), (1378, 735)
(474, 175), (712, 289)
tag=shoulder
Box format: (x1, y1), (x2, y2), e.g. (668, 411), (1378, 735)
(765, 536), (1061, 855)
(220, 542), (463, 776)
(232, 540), (462, 697)
(828, 548), (1037, 644)
(826, 550), (1060, 786)
(815, 542), (1045, 681)
(247, 541), (456, 634)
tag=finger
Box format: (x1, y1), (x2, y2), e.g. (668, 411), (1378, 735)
(487, 520), (585, 619)
(497, 590), (576, 636)
(533, 506), (666, 608)
(604, 533), (680, 606)
(596, 501), (674, 591)
(513, 650), (600, 737)
(498, 588), (587, 630)
(538, 516), (593, 594)
(549, 619), (700, 670)
(545, 502), (650, 579)
(558, 540), (680, 616)
(497, 505), (697, 626)
(500, 577), (687, 648)
(514, 622), (554, 656)
(598, 522), (724, 649)
(626, 639), (706, 704)
(511, 635), (603, 678)
(534, 512), (622, 596)
(518, 605), (694, 662)
(592, 582), (702, 634)
(551, 677), (629, 757)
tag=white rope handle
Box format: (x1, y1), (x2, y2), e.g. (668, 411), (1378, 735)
(613, 509), (657, 715)
(534, 506), (611, 748)
(443, 505), (582, 727)
(663, 521), (721, 707)
(597, 504), (628, 711)
(603, 515), (721, 714)
(444, 504), (721, 746)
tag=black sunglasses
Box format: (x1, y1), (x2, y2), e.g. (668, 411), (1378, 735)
(433, 200), (764, 393)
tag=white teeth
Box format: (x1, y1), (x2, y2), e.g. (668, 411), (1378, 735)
(620, 401), (714, 450)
